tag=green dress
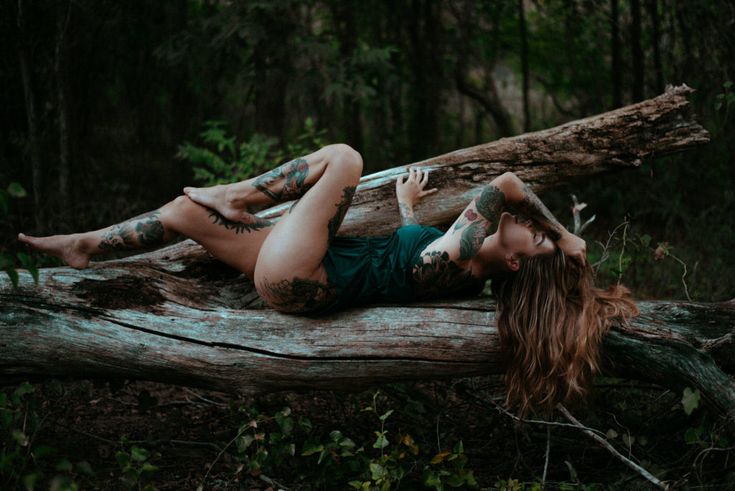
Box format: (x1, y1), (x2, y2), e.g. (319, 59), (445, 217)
(316, 224), (482, 314)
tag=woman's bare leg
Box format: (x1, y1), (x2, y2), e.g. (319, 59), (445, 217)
(183, 144), (343, 222)
(18, 196), (274, 276)
(253, 144), (363, 313)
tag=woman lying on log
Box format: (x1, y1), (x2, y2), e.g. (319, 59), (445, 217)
(17, 143), (638, 418)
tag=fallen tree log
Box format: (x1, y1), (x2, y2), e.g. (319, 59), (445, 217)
(4, 84), (732, 427)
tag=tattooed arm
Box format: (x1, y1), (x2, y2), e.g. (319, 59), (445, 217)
(395, 167), (437, 226)
(499, 172), (587, 263)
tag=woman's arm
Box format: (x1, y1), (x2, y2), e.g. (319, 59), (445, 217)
(500, 172), (587, 263)
(430, 172), (586, 264)
(395, 167), (437, 226)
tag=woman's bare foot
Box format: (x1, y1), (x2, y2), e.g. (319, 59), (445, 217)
(183, 184), (256, 222)
(17, 232), (91, 269)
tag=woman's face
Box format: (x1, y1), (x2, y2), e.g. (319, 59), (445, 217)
(497, 211), (556, 258)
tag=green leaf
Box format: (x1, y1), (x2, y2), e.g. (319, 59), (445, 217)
(141, 462), (159, 473)
(115, 451), (130, 468)
(7, 182), (27, 198)
(379, 409), (394, 422)
(369, 462), (386, 480)
(75, 460), (95, 476)
(12, 429), (29, 447)
(682, 387), (701, 415)
(684, 426), (703, 444)
(14, 382), (35, 398)
(33, 444), (57, 458)
(22, 472), (39, 491)
(55, 458), (73, 472)
(236, 434), (255, 452)
(131, 446), (149, 462)
(5, 268), (18, 288)
(373, 431), (389, 449)
(300, 443), (324, 456)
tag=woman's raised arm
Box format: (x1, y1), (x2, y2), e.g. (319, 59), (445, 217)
(429, 172), (586, 265)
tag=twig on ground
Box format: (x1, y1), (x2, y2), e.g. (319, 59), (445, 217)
(556, 403), (669, 490)
(541, 424), (551, 491)
(184, 387), (228, 407)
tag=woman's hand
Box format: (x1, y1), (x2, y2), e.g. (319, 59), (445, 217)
(396, 167), (438, 207)
(557, 231), (587, 266)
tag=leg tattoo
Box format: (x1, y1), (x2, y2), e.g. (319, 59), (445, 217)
(253, 157), (312, 202)
(98, 211), (166, 251)
(327, 186), (356, 241)
(208, 210), (273, 234)
(260, 277), (337, 313)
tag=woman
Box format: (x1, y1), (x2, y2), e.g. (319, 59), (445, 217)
(18, 143), (637, 418)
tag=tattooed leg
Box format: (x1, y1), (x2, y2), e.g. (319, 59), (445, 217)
(327, 186), (356, 241)
(207, 209), (273, 234)
(183, 144), (352, 222)
(258, 276), (337, 313)
(18, 210), (174, 269)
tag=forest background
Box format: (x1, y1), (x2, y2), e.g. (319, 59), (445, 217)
(1, 0), (735, 490)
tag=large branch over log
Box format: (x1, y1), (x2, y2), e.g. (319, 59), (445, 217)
(4, 85), (731, 427)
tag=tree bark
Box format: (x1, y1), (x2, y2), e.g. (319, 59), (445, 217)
(630, 0), (645, 101)
(55, 0), (72, 212)
(518, 0), (530, 132)
(610, 0), (623, 107)
(3, 85), (726, 424)
(16, 0), (43, 232)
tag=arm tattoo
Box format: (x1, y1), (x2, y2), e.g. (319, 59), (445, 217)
(254, 157), (312, 202)
(208, 210), (272, 234)
(327, 186), (356, 241)
(475, 185), (506, 223)
(399, 202), (419, 226)
(98, 211), (166, 251)
(259, 276), (337, 313)
(510, 183), (565, 241)
(459, 221), (485, 260)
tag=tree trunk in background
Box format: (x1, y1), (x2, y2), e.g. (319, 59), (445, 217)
(630, 0), (645, 102)
(16, 0), (43, 232)
(518, 0), (530, 132)
(55, 0), (71, 213)
(610, 0), (623, 107)
(407, 0), (441, 159)
(646, 0), (664, 95)
(332, 0), (363, 152)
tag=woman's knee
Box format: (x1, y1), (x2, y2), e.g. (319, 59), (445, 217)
(160, 195), (205, 231)
(325, 143), (363, 177)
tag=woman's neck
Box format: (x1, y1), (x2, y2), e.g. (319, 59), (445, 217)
(471, 233), (511, 279)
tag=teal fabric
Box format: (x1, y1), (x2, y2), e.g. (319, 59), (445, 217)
(317, 224), (446, 313)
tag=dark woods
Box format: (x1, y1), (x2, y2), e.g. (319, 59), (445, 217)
(1, 0), (734, 300)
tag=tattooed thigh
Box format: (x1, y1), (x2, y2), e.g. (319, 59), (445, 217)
(257, 276), (338, 313)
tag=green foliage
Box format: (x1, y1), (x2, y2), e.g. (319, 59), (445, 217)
(177, 117), (328, 186)
(0, 382), (91, 490)
(1, 182), (39, 288)
(199, 390), (477, 490)
(115, 438), (159, 490)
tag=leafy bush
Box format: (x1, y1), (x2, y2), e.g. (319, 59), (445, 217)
(177, 117), (328, 186)
(0, 382), (92, 490)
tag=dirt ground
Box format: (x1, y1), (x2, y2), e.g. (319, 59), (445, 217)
(7, 376), (735, 490)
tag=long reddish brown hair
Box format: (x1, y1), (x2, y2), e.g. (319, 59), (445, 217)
(490, 247), (639, 420)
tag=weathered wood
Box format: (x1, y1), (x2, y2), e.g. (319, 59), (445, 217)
(3, 84), (730, 427)
(2, 266), (734, 425)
